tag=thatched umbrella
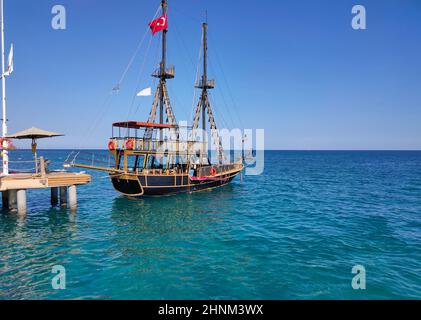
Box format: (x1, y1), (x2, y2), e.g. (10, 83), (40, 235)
(7, 127), (64, 173)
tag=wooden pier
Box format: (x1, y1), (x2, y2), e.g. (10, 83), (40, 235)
(0, 2), (92, 215)
(0, 160), (91, 215)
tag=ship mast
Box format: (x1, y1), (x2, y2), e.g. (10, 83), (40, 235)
(159, 0), (167, 141)
(1, 0), (8, 175)
(192, 21), (224, 164)
(201, 21), (208, 144)
(145, 0), (178, 142)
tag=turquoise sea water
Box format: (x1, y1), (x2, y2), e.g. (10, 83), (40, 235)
(0, 150), (420, 300)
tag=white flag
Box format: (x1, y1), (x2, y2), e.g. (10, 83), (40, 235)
(5, 44), (13, 76)
(136, 87), (151, 97)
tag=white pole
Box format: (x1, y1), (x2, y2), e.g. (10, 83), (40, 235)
(1, 0), (8, 175)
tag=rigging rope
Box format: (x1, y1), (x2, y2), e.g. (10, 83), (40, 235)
(114, 6), (160, 92)
(207, 56), (236, 129)
(172, 14), (197, 72)
(83, 94), (113, 145)
(76, 5), (161, 149)
(170, 7), (245, 132)
(208, 58), (237, 129)
(190, 34), (203, 125)
(125, 33), (154, 122)
(207, 93), (230, 132)
(133, 33), (161, 117)
(209, 32), (246, 130)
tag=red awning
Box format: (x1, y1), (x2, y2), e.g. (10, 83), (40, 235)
(112, 121), (176, 129)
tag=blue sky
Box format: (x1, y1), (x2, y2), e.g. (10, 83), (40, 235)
(4, 0), (421, 150)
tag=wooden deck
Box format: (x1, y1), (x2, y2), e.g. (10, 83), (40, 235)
(0, 171), (91, 192)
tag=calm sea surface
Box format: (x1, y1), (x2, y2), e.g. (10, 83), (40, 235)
(0, 150), (420, 299)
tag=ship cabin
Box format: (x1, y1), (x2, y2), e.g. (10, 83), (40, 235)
(108, 121), (214, 177)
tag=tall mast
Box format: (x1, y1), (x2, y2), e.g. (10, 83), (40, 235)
(145, 0), (177, 142)
(1, 0), (8, 175)
(159, 0), (167, 141)
(192, 21), (224, 164)
(202, 22), (208, 143)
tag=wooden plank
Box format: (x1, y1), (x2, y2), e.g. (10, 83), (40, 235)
(71, 163), (122, 173)
(0, 172), (91, 191)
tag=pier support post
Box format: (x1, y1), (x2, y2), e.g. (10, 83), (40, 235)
(59, 187), (68, 208)
(17, 190), (27, 216)
(2, 191), (9, 209)
(8, 190), (17, 212)
(40, 156), (46, 177)
(51, 187), (58, 207)
(68, 185), (77, 211)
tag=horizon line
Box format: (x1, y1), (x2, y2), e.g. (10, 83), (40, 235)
(10, 148), (421, 152)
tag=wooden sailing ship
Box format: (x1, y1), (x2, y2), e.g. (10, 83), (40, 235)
(71, 0), (243, 196)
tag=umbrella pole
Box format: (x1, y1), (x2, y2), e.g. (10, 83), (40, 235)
(32, 139), (38, 175)
(35, 150), (38, 174)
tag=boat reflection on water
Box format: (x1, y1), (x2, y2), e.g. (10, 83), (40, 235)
(108, 186), (238, 273)
(110, 184), (236, 235)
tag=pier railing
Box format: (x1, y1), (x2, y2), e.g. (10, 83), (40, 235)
(5, 157), (51, 176)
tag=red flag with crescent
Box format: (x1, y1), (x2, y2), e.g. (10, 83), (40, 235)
(148, 14), (168, 35)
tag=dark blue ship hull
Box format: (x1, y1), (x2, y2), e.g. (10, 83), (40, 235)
(110, 170), (241, 197)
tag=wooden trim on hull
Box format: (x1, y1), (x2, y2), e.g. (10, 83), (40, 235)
(110, 169), (242, 197)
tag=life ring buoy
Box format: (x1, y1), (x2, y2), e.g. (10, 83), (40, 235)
(210, 167), (217, 176)
(0, 138), (13, 150)
(125, 139), (135, 150)
(108, 140), (115, 151)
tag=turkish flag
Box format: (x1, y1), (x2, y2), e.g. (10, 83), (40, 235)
(148, 14), (168, 35)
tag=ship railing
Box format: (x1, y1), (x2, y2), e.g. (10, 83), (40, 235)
(110, 137), (207, 155)
(152, 65), (175, 79)
(64, 151), (115, 171)
(197, 163), (243, 177)
(195, 79), (215, 89)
